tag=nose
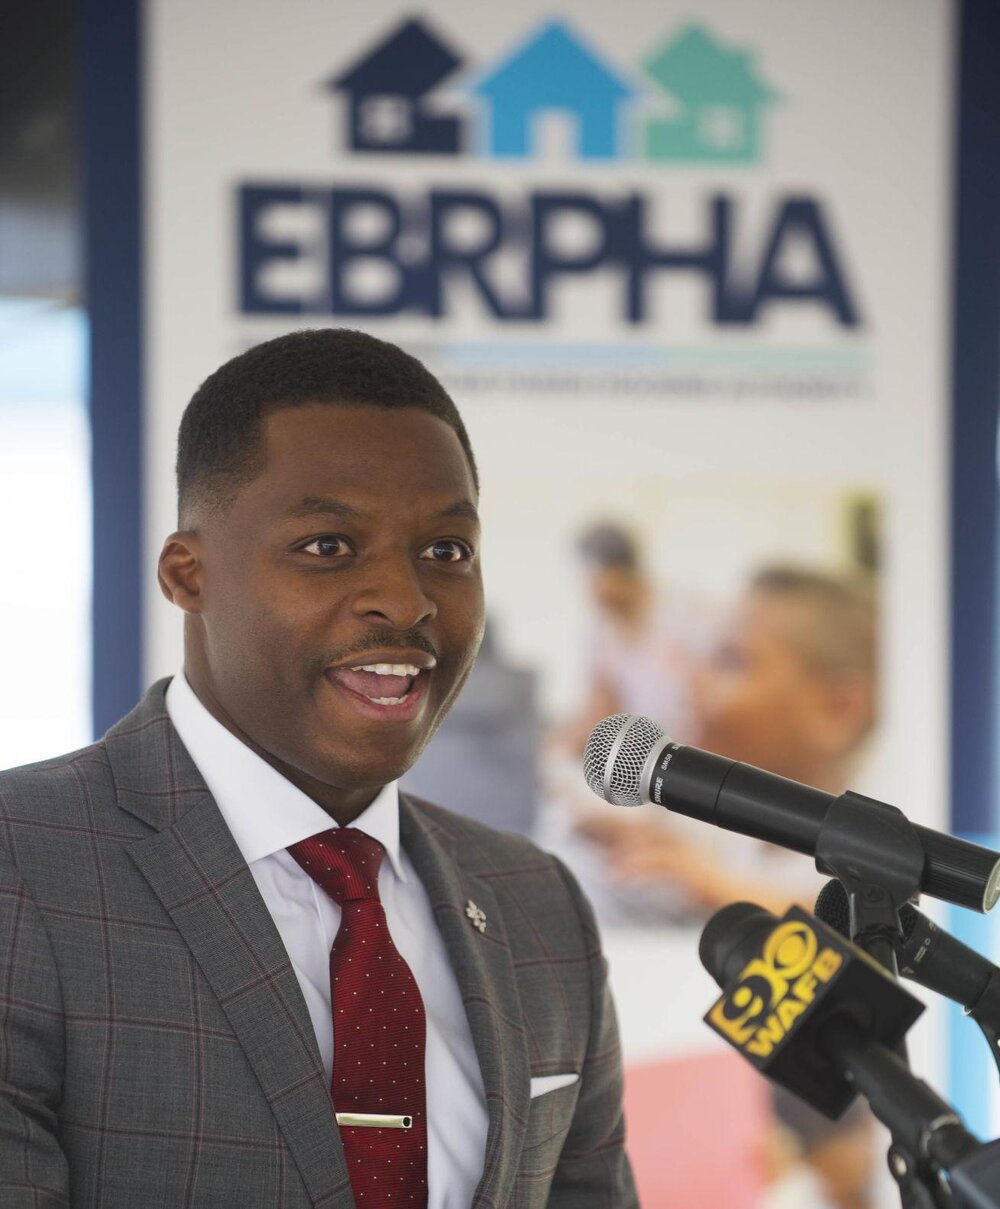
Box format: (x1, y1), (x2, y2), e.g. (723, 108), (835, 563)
(351, 552), (437, 631)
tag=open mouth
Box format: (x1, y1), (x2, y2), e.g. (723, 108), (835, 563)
(332, 663), (423, 705)
(324, 660), (434, 720)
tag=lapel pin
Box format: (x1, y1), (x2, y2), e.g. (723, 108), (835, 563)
(465, 900), (487, 933)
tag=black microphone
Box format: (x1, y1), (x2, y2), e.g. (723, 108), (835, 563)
(700, 901), (924, 1117)
(816, 878), (1000, 1074)
(583, 713), (1000, 913)
(699, 902), (991, 1189)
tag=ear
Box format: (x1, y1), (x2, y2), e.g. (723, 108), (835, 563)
(158, 531), (205, 613)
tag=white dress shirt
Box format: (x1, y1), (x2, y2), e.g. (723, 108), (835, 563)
(166, 673), (488, 1209)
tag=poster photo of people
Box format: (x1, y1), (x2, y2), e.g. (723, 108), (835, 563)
(404, 478), (883, 1209)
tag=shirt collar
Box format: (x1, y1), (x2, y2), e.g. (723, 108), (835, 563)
(164, 671), (407, 882)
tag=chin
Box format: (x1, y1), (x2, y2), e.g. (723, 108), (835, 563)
(295, 710), (440, 791)
(314, 747), (416, 792)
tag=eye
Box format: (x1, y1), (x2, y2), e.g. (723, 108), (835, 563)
(299, 535), (354, 558)
(420, 539), (472, 563)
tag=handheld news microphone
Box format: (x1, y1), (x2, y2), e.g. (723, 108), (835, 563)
(816, 878), (1000, 1077)
(700, 902), (988, 1194)
(583, 713), (1000, 914)
(699, 901), (923, 1117)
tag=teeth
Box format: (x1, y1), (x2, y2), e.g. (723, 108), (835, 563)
(369, 695), (407, 705)
(351, 663), (423, 677)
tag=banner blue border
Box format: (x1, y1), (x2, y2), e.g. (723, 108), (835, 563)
(951, 0), (1000, 838)
(80, 0), (145, 737)
(949, 0), (1000, 1126)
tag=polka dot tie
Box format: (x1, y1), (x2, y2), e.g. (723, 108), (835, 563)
(288, 829), (428, 1208)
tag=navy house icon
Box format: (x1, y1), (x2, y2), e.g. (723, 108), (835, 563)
(328, 17), (464, 155)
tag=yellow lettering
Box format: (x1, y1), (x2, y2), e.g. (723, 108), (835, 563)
(737, 957), (789, 1005)
(707, 925), (844, 1059)
(762, 921), (818, 981)
(708, 986), (764, 1046)
(793, 970), (818, 1002)
(776, 997), (805, 1031)
(745, 1014), (784, 1058)
(812, 949), (843, 982)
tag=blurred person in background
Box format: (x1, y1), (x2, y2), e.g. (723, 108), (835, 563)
(582, 564), (879, 1209)
(543, 520), (715, 924)
(591, 565), (877, 914)
(402, 618), (539, 836)
(553, 521), (711, 754)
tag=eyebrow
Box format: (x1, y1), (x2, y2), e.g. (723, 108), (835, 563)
(284, 496), (364, 520)
(283, 495), (480, 524)
(437, 499), (480, 524)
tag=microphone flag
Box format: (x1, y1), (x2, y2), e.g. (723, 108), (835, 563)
(702, 903), (923, 1117)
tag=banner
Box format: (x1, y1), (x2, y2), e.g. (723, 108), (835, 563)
(144, 2), (956, 1201)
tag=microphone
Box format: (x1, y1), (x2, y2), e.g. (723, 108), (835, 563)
(700, 901), (923, 1117)
(816, 878), (1000, 1074)
(583, 713), (1000, 913)
(700, 902), (987, 1190)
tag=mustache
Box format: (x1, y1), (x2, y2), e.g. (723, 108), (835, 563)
(325, 628), (440, 665)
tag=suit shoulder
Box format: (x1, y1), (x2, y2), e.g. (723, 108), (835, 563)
(404, 793), (554, 869)
(0, 739), (115, 826)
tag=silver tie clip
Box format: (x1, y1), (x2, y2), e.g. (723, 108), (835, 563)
(335, 1112), (412, 1130)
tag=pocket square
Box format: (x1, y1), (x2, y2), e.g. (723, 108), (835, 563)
(529, 1072), (580, 1098)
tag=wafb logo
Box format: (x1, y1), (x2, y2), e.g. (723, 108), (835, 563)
(707, 918), (843, 1060)
(239, 17), (862, 327)
(324, 17), (779, 164)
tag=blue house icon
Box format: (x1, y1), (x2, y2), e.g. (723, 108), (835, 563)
(472, 20), (635, 159)
(327, 18), (465, 154)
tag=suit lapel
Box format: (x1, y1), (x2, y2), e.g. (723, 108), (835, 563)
(106, 682), (355, 1209)
(401, 797), (530, 1209)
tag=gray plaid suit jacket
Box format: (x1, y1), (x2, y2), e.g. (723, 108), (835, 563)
(0, 680), (638, 1208)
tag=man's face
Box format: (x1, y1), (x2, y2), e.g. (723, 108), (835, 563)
(168, 404), (484, 801)
(690, 590), (826, 778)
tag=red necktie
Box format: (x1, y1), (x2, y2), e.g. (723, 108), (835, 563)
(288, 829), (429, 1208)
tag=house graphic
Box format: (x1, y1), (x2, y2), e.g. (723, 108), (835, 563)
(472, 20), (635, 160)
(327, 18), (464, 154)
(642, 24), (779, 164)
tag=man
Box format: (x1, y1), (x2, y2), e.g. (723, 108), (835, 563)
(0, 329), (637, 1208)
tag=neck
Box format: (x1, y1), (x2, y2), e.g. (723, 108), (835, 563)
(262, 755), (381, 827)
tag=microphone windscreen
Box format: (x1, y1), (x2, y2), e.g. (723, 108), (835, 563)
(814, 878), (920, 945)
(814, 879), (851, 935)
(582, 713), (664, 807)
(698, 901), (776, 987)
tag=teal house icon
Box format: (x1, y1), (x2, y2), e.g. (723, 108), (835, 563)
(473, 20), (635, 159)
(642, 24), (779, 164)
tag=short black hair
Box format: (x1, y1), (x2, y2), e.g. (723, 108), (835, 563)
(176, 328), (477, 522)
(576, 522), (640, 572)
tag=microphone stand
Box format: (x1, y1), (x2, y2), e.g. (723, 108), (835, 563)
(965, 973), (1000, 1083)
(815, 792), (949, 1206)
(821, 1015), (1000, 1208)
